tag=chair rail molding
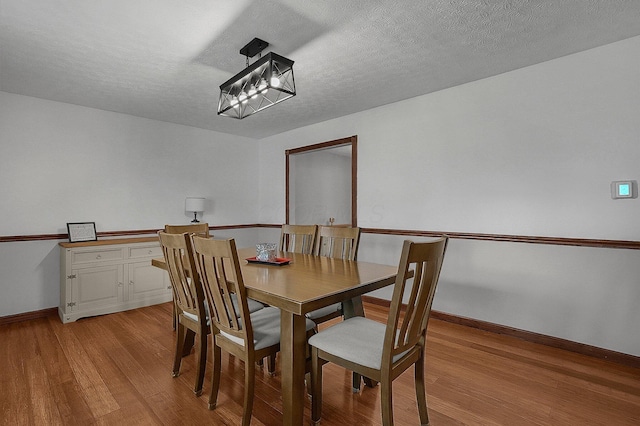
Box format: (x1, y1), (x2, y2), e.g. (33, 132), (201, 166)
(3, 225), (637, 250)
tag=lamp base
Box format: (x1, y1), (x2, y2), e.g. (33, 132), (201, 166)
(191, 212), (200, 223)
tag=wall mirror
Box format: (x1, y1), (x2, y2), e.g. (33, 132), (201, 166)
(286, 135), (357, 226)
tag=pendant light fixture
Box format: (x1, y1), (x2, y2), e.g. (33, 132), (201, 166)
(218, 38), (296, 119)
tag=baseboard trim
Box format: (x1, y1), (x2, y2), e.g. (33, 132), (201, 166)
(362, 296), (640, 369)
(0, 307), (58, 326)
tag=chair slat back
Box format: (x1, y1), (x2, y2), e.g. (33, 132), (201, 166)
(190, 236), (253, 348)
(314, 226), (361, 260)
(383, 237), (448, 365)
(280, 224), (317, 254)
(158, 231), (206, 320)
(164, 224), (210, 280)
(165, 223), (211, 239)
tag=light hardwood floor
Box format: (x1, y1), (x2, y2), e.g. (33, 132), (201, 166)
(1, 302), (639, 425)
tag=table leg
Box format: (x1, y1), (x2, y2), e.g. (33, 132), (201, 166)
(341, 295), (363, 318)
(280, 311), (308, 426)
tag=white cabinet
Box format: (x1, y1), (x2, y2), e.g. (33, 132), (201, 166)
(59, 237), (171, 323)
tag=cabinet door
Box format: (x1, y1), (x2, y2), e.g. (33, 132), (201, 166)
(71, 265), (124, 312)
(127, 261), (171, 302)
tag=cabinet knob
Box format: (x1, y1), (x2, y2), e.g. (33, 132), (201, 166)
(129, 280), (134, 285)
(96, 254), (102, 259)
(148, 250), (153, 254)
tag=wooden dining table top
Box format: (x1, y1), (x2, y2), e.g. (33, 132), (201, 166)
(152, 246), (399, 315)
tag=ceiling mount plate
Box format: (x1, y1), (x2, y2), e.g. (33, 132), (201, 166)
(240, 38), (269, 58)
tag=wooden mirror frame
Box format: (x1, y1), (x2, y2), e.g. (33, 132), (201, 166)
(286, 135), (357, 226)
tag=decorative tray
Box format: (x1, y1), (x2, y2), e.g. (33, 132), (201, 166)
(246, 257), (291, 266)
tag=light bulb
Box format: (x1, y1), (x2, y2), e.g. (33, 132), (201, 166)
(270, 76), (281, 88)
(248, 86), (258, 98)
(238, 92), (247, 103)
(258, 80), (268, 92)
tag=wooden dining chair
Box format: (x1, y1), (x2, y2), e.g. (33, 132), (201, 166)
(165, 223), (265, 317)
(314, 225), (360, 260)
(164, 222), (211, 238)
(190, 236), (316, 426)
(164, 223), (211, 329)
(279, 224), (317, 254)
(309, 237), (448, 426)
(158, 231), (209, 396)
(306, 226), (361, 324)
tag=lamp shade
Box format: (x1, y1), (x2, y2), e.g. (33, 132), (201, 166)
(218, 52), (295, 119)
(185, 197), (205, 213)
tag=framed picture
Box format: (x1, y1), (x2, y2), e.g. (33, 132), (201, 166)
(67, 222), (97, 243)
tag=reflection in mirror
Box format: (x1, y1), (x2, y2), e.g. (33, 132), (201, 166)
(286, 136), (357, 226)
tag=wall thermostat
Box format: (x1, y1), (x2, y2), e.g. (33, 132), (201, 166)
(611, 180), (637, 199)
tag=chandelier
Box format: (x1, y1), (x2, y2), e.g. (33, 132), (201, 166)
(218, 38), (296, 119)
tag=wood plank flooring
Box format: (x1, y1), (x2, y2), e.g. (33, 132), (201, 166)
(1, 302), (639, 425)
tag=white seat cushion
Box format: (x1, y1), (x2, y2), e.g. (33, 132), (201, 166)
(185, 277), (264, 314)
(181, 303), (209, 325)
(230, 293), (265, 313)
(182, 294), (263, 324)
(221, 307), (316, 351)
(308, 316), (408, 370)
(306, 303), (342, 321)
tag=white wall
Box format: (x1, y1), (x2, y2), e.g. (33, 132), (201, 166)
(0, 92), (260, 234)
(0, 92), (260, 316)
(258, 36), (640, 356)
(259, 36), (640, 239)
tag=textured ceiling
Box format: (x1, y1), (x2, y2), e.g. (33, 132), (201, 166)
(2, 0), (640, 139)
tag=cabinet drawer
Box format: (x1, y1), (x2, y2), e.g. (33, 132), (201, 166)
(129, 245), (163, 259)
(72, 249), (124, 265)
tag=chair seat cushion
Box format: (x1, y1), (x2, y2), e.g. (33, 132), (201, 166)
(181, 304), (209, 326)
(308, 316), (408, 370)
(306, 303), (342, 320)
(183, 294), (264, 325)
(221, 307), (316, 351)
(231, 293), (265, 313)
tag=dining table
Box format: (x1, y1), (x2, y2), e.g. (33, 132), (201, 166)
(152, 246), (401, 426)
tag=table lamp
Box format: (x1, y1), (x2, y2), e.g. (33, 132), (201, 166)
(185, 197), (206, 223)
